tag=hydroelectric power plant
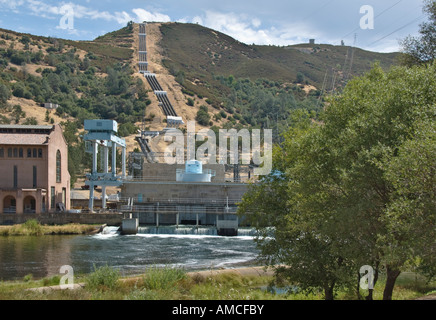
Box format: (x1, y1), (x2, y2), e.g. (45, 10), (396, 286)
(81, 23), (261, 237)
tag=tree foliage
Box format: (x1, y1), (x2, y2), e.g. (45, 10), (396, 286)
(401, 0), (436, 65)
(238, 63), (436, 300)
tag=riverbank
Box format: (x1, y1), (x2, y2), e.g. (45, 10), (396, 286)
(0, 219), (102, 236)
(1, 265), (435, 300)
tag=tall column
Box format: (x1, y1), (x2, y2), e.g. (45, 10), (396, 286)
(112, 143), (117, 177)
(89, 185), (94, 212)
(92, 141), (98, 174)
(16, 189), (24, 215)
(36, 189), (42, 215)
(89, 141), (98, 211)
(122, 146), (126, 178)
(102, 146), (108, 209)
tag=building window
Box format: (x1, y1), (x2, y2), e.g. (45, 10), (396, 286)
(51, 187), (55, 209)
(19, 148), (23, 158)
(8, 148), (12, 157)
(0, 148), (4, 158)
(62, 188), (66, 205)
(56, 150), (61, 183)
(33, 166), (37, 188)
(27, 148), (32, 158)
(33, 148), (37, 158)
(38, 148), (43, 158)
(13, 165), (17, 188)
(13, 148), (18, 157)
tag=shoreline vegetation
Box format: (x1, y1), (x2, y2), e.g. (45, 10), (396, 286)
(0, 265), (435, 300)
(0, 219), (101, 236)
(0, 220), (435, 300)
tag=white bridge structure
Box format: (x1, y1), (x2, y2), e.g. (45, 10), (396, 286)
(84, 120), (126, 212)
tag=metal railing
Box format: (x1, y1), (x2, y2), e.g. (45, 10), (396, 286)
(118, 196), (242, 205)
(120, 204), (238, 214)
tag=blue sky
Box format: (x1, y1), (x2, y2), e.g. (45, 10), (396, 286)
(0, 0), (427, 53)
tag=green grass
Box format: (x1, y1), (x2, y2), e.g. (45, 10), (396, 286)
(0, 220), (99, 236)
(85, 264), (121, 292)
(142, 266), (186, 290)
(0, 266), (434, 300)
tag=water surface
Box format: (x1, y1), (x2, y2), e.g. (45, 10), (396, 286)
(0, 227), (259, 281)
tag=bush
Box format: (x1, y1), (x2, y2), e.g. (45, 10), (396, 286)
(12, 83), (26, 98)
(85, 265), (120, 291)
(22, 219), (43, 236)
(23, 117), (38, 125)
(196, 105), (211, 126)
(0, 83), (11, 103)
(142, 266), (186, 290)
(10, 53), (27, 65)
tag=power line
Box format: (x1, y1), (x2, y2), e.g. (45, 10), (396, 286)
(342, 0), (405, 41)
(364, 4), (423, 41)
(367, 14), (425, 47)
(375, 0), (405, 19)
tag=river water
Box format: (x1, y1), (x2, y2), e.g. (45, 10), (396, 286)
(0, 226), (260, 281)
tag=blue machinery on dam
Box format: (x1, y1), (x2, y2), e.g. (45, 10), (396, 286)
(84, 119), (126, 212)
(83, 120), (245, 236)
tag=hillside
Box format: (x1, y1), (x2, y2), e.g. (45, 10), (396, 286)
(0, 22), (402, 184)
(157, 22), (400, 105)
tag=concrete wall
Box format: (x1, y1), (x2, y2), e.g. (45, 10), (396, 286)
(140, 163), (226, 182)
(121, 181), (247, 203)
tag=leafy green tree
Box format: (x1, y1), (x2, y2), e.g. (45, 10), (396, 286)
(239, 110), (357, 300)
(379, 118), (436, 281)
(239, 63), (436, 300)
(401, 0), (436, 65)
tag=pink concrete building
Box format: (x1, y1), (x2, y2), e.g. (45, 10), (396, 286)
(0, 124), (70, 221)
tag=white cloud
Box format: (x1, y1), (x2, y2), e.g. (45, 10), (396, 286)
(191, 16), (203, 25)
(252, 18), (261, 28)
(0, 0), (25, 9)
(131, 8), (171, 23)
(0, 1), (172, 26)
(190, 10), (319, 46)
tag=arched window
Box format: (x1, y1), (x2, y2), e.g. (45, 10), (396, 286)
(3, 196), (16, 213)
(56, 150), (61, 183)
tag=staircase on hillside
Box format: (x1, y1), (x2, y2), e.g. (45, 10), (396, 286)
(133, 22), (184, 165)
(138, 23), (183, 126)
